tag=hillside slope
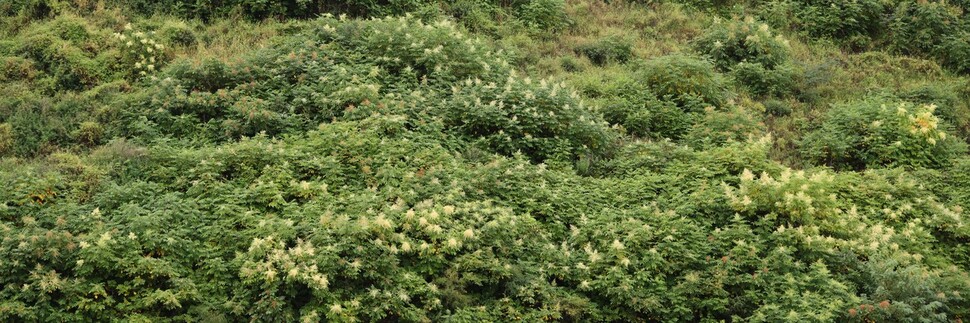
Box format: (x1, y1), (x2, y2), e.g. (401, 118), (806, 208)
(2, 0), (970, 321)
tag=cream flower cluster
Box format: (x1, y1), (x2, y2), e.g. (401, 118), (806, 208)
(113, 23), (165, 76)
(725, 166), (836, 219)
(904, 104), (946, 145)
(240, 236), (329, 290)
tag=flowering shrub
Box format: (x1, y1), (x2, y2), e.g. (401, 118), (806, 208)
(801, 100), (963, 170)
(694, 16), (791, 71)
(113, 24), (166, 78)
(4, 118), (970, 320)
(722, 166), (970, 319)
(116, 16), (614, 162)
(4, 2), (970, 322)
(119, 16), (511, 140)
(443, 75), (617, 161)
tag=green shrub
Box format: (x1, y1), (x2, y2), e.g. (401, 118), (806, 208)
(5, 3), (970, 322)
(764, 99), (791, 117)
(119, 16), (617, 163)
(693, 16), (790, 70)
(638, 54), (728, 112)
(516, 0), (570, 31)
(850, 259), (958, 322)
(560, 55), (584, 72)
(0, 123), (12, 155)
(113, 24), (168, 78)
(602, 93), (695, 140)
(0, 57), (38, 82)
(73, 121), (103, 146)
(722, 166), (970, 320)
(899, 84), (963, 124)
(888, 1), (962, 57)
(576, 35), (634, 66)
(443, 76), (617, 162)
(937, 33), (970, 75)
(160, 58), (236, 93)
(5, 15), (126, 91)
(123, 16), (511, 141)
(791, 0), (887, 49)
(685, 105), (763, 148)
(897, 83), (970, 141)
(731, 62), (800, 97)
(442, 0), (502, 33)
(15, 34), (104, 91)
(800, 100), (962, 170)
(158, 21), (197, 47)
(319, 17), (510, 85)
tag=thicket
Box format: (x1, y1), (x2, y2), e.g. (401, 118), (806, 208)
(800, 100), (964, 170)
(3, 0), (970, 321)
(756, 0), (970, 74)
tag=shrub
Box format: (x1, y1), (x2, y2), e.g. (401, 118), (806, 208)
(898, 83), (970, 140)
(0, 57), (38, 82)
(602, 93), (695, 140)
(899, 84), (963, 125)
(693, 16), (791, 70)
(516, 0), (570, 31)
(638, 54), (728, 112)
(0, 123), (12, 155)
(15, 33), (105, 91)
(731, 62), (801, 97)
(560, 55), (584, 72)
(158, 21), (197, 47)
(791, 0), (887, 49)
(442, 76), (617, 162)
(6, 3), (970, 322)
(113, 24), (167, 78)
(118, 16), (616, 161)
(442, 0), (502, 33)
(937, 33), (970, 75)
(888, 1), (962, 57)
(313, 16), (511, 86)
(764, 99), (792, 117)
(74, 121), (103, 146)
(685, 105), (764, 148)
(800, 100), (962, 170)
(125, 16), (513, 141)
(576, 35), (634, 66)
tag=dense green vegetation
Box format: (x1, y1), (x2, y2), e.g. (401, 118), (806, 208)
(2, 0), (970, 321)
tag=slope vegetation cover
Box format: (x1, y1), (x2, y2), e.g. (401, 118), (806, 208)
(2, 0), (970, 321)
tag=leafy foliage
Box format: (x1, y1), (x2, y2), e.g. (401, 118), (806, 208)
(801, 100), (963, 170)
(777, 0), (888, 49)
(638, 54), (729, 112)
(694, 16), (791, 71)
(576, 35), (634, 66)
(731, 62), (801, 97)
(3, 0), (970, 321)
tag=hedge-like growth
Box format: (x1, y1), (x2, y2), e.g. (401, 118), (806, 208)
(694, 16), (791, 71)
(638, 54), (728, 112)
(801, 100), (962, 170)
